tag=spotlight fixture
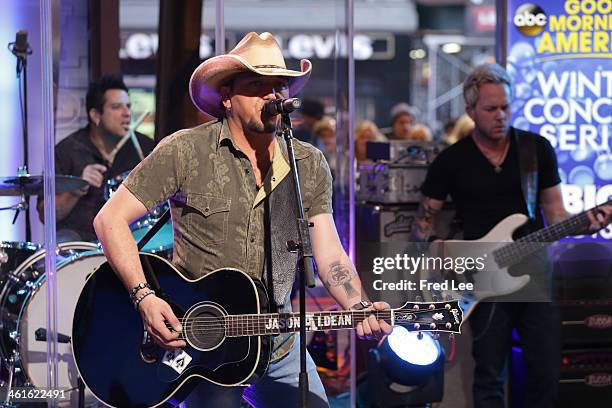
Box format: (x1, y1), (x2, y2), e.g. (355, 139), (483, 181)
(366, 327), (445, 407)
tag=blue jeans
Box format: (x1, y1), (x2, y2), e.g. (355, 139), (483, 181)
(183, 336), (329, 407)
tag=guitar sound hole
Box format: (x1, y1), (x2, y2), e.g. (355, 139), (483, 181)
(184, 303), (226, 351)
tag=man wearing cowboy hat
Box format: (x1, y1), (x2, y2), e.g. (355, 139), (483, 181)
(94, 32), (391, 406)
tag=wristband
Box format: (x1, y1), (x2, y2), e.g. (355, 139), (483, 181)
(133, 290), (155, 310)
(130, 282), (151, 298)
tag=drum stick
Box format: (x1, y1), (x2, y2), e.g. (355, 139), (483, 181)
(108, 111), (150, 163)
(129, 110), (150, 161)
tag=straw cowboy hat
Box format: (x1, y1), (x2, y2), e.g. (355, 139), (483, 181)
(189, 32), (312, 118)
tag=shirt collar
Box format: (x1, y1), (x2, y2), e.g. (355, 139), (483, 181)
(217, 118), (313, 162)
(216, 119), (234, 151)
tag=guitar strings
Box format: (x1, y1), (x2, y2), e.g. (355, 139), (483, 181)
(161, 310), (458, 340)
(161, 309), (457, 333)
(162, 309), (453, 326)
(161, 309), (446, 326)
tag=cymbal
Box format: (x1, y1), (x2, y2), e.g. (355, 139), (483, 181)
(0, 175), (89, 196)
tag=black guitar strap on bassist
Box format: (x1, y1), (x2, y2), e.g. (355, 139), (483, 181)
(514, 127), (539, 221)
(136, 206), (171, 251)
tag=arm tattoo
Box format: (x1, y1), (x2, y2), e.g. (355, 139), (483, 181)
(413, 198), (441, 241)
(324, 262), (359, 299)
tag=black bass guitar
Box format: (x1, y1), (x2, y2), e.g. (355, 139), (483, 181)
(72, 253), (463, 408)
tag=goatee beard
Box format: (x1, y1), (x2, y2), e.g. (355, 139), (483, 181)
(248, 119), (277, 134)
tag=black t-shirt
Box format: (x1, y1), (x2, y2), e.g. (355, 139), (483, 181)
(53, 126), (155, 241)
(421, 128), (561, 240)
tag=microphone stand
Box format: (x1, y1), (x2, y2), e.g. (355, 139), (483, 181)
(10, 33), (33, 242)
(278, 112), (316, 408)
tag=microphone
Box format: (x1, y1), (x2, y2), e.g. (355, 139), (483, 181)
(10, 30), (31, 58)
(263, 98), (301, 115)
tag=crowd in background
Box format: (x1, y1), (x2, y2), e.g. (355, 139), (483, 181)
(293, 98), (476, 172)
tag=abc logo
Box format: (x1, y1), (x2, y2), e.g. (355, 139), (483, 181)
(514, 3), (547, 36)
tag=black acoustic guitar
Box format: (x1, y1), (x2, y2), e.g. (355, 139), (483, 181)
(72, 253), (463, 408)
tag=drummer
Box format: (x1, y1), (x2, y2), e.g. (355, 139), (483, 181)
(37, 74), (155, 242)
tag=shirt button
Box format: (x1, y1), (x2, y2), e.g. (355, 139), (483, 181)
(204, 207), (210, 215)
(245, 168), (250, 174)
(250, 237), (255, 243)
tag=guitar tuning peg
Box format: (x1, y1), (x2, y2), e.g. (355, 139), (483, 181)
(448, 333), (455, 341)
(415, 295), (423, 302)
(446, 294), (453, 301)
(432, 294), (438, 301)
(417, 332), (423, 340)
(432, 333), (440, 340)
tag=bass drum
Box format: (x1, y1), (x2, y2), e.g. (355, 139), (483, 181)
(0, 241), (40, 284)
(0, 242), (106, 406)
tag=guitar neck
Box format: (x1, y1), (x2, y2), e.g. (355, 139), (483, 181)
(225, 310), (390, 337)
(495, 198), (611, 267)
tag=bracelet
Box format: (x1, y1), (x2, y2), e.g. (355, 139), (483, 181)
(133, 290), (156, 310)
(350, 300), (373, 310)
(130, 282), (151, 298)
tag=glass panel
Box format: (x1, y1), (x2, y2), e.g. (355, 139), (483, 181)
(0, 0), (62, 400)
(120, 0), (161, 135)
(216, 0), (355, 402)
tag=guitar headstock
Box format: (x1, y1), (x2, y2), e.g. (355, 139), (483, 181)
(394, 300), (463, 334)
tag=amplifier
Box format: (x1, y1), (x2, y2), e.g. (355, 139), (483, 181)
(355, 203), (460, 243)
(558, 349), (612, 408)
(559, 300), (612, 347)
(366, 140), (441, 164)
(357, 163), (428, 204)
(355, 203), (461, 306)
(553, 243), (612, 347)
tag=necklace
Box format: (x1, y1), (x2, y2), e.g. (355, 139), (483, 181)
(473, 135), (510, 174)
(493, 140), (510, 173)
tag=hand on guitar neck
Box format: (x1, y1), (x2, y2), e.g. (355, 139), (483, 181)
(353, 301), (393, 340)
(585, 202), (612, 234)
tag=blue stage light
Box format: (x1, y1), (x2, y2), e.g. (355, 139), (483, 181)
(387, 326), (441, 366)
(363, 327), (446, 406)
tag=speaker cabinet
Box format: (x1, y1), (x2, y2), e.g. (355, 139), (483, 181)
(553, 243), (612, 347)
(558, 349), (612, 407)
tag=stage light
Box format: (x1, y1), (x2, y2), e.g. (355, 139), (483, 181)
(442, 43), (462, 54)
(409, 49), (426, 60)
(363, 328), (445, 407)
(387, 326), (441, 366)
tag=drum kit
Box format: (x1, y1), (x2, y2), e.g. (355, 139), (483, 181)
(0, 169), (173, 407)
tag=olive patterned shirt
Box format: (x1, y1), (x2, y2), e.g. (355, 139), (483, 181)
(123, 119), (333, 360)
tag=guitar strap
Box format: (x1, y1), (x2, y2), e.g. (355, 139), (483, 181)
(264, 170), (300, 309)
(514, 127), (539, 220)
